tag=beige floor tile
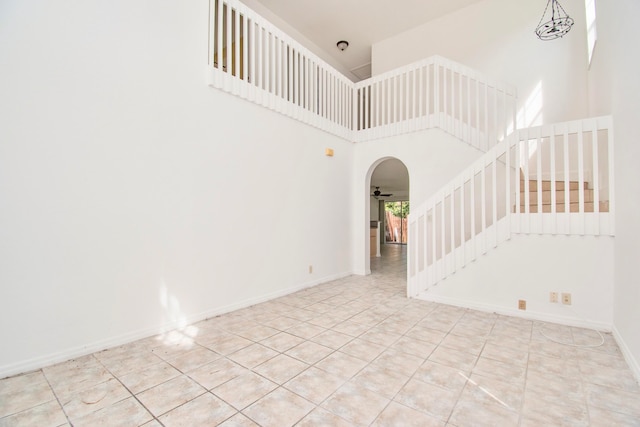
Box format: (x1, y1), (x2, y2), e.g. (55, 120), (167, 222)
(449, 388), (519, 426)
(520, 395), (588, 427)
(375, 320), (414, 335)
(259, 332), (305, 353)
(525, 371), (584, 406)
(314, 352), (368, 380)
(461, 374), (524, 412)
(371, 401), (444, 427)
(150, 334), (199, 361)
(404, 326), (445, 345)
(61, 377), (132, 422)
(389, 336), (437, 358)
(351, 364), (410, 399)
(260, 316), (301, 331)
(217, 412), (259, 427)
(528, 351), (582, 380)
(43, 356), (113, 400)
(372, 349), (424, 376)
(585, 383), (640, 418)
(307, 315), (344, 329)
(186, 358), (248, 390)
(285, 341), (334, 365)
(71, 396), (152, 426)
(588, 406), (640, 427)
(253, 354), (309, 384)
(119, 360), (181, 394)
(394, 378), (458, 421)
(0, 399), (67, 427)
(244, 387), (315, 427)
(322, 382), (389, 426)
(359, 329), (401, 347)
(486, 332), (531, 351)
(575, 347), (630, 370)
(136, 375), (205, 417)
(311, 330), (354, 350)
(101, 351), (164, 378)
(0, 371), (56, 418)
(296, 407), (354, 427)
(158, 392), (236, 426)
(528, 339), (576, 360)
(440, 333), (486, 355)
(227, 343), (278, 369)
(199, 333), (253, 356)
(472, 356), (527, 386)
(331, 320), (371, 337)
(285, 322), (326, 340)
(212, 372), (277, 410)
(339, 339), (387, 362)
(285, 308), (317, 322)
(579, 360), (640, 392)
(305, 302), (335, 314)
(479, 341), (529, 367)
(235, 325), (280, 342)
(427, 345), (478, 372)
(165, 346), (220, 373)
(284, 367), (346, 404)
(412, 360), (469, 393)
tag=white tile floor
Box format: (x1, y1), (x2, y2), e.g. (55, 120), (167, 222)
(1, 244), (640, 426)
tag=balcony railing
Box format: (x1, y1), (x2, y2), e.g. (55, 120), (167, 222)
(207, 0), (517, 150)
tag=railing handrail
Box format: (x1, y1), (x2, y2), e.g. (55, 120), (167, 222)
(355, 55), (517, 97)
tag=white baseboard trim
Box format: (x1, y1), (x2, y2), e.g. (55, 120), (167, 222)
(416, 292), (612, 332)
(613, 325), (640, 385)
(0, 271), (352, 379)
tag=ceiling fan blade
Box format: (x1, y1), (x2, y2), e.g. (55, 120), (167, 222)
(380, 193), (392, 197)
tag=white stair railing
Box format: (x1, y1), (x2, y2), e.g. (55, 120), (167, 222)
(408, 116), (615, 297)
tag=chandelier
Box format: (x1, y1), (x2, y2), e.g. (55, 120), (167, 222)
(535, 0), (574, 40)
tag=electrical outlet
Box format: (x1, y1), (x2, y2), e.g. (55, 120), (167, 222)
(308, 265), (313, 274)
(550, 292), (558, 303)
(562, 293), (572, 305)
(518, 299), (526, 310)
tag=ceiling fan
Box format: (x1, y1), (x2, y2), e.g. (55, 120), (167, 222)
(371, 187), (392, 199)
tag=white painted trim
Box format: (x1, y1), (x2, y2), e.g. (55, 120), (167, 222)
(415, 292), (613, 332)
(0, 271), (352, 380)
(613, 325), (640, 385)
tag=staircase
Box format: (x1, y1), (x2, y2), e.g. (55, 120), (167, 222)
(519, 179), (610, 213)
(408, 116), (615, 296)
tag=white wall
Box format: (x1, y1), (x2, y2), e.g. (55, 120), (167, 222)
(0, 0), (353, 377)
(372, 0), (590, 126)
(420, 234), (615, 330)
(588, 1), (640, 381)
(352, 129), (484, 275)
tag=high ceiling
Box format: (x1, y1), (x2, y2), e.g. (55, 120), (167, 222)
(242, 0), (485, 80)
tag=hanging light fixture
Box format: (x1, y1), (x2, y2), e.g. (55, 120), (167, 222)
(336, 40), (349, 51)
(535, 0), (574, 40)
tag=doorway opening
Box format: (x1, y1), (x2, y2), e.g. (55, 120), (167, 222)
(384, 201), (410, 244)
(367, 158), (410, 274)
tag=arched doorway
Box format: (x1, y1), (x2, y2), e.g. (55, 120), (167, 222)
(366, 158), (410, 273)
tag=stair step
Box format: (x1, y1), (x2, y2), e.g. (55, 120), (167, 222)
(520, 180), (588, 191)
(518, 201), (610, 213)
(522, 189), (594, 203)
